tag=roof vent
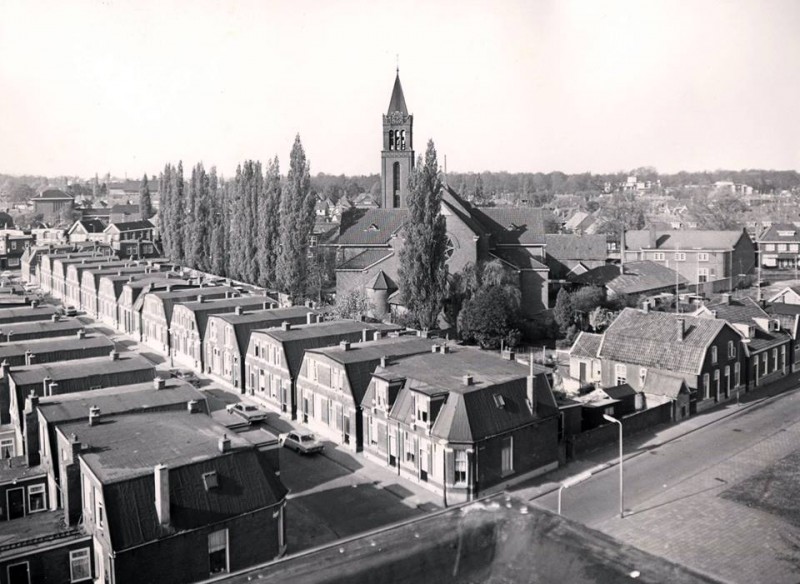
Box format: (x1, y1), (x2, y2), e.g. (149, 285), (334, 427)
(109, 350), (119, 361)
(202, 471), (219, 491)
(88, 406), (101, 426)
(218, 434), (231, 453)
(281, 321), (291, 331)
(153, 377), (166, 390)
(340, 340), (351, 351)
(463, 374), (474, 386)
(76, 329), (86, 339)
(197, 294), (205, 303)
(187, 399), (201, 414)
(235, 305), (243, 316)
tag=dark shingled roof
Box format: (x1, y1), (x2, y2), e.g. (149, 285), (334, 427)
(472, 208), (546, 246)
(574, 260), (688, 295)
(71, 218), (107, 233)
(0, 334), (114, 361)
(175, 295), (278, 337)
(106, 220), (154, 232)
(337, 249), (394, 271)
(545, 234), (607, 261)
(147, 286), (236, 323)
(642, 371), (691, 398)
(625, 229), (746, 250)
(491, 248), (548, 270)
(366, 270), (397, 291)
(0, 319), (84, 339)
(336, 209), (408, 246)
(603, 384), (637, 400)
(598, 308), (726, 375)
(34, 189), (73, 200)
(570, 332), (602, 359)
(697, 297), (791, 353)
(210, 307), (318, 356)
(9, 353), (154, 387)
(58, 411), (286, 550)
(387, 72), (409, 115)
(0, 304), (57, 323)
(758, 222), (800, 243)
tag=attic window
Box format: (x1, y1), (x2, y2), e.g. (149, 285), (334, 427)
(777, 231), (796, 237)
(493, 394), (506, 409)
(507, 223), (518, 231)
(202, 471), (219, 491)
(366, 223), (380, 232)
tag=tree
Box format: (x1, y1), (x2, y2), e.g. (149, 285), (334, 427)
(553, 287), (574, 336)
(589, 306), (615, 332)
(398, 140), (448, 330)
(256, 157), (281, 288)
(139, 174), (153, 219)
(333, 287), (374, 320)
(276, 135), (315, 301)
(457, 285), (521, 349)
(571, 286), (606, 315)
(472, 173), (487, 206)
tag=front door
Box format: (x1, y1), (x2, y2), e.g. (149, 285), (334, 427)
(343, 415), (351, 444)
(579, 362), (587, 382)
(7, 487), (24, 520)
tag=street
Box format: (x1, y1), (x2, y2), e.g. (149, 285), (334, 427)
(527, 385), (800, 583)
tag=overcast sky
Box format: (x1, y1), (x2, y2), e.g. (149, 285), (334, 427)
(1, 0), (799, 179)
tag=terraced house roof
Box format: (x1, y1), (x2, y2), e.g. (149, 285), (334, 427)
(625, 229), (746, 250)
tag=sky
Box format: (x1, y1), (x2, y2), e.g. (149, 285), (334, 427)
(1, 0), (799, 179)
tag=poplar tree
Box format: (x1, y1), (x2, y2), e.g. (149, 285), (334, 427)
(398, 139), (448, 330)
(169, 161), (185, 263)
(139, 174), (153, 219)
(257, 157), (281, 289)
(276, 135), (314, 301)
(228, 164), (246, 281)
(209, 169), (227, 277)
(158, 164), (173, 259)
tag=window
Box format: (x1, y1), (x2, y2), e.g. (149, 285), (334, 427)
(714, 369), (720, 398)
(7, 562), (30, 584)
(416, 396), (429, 423)
(653, 252), (665, 261)
(674, 252), (686, 261)
(779, 243), (789, 252)
(728, 340), (736, 359)
(392, 162), (401, 207)
(639, 367), (647, 385)
(615, 363), (627, 385)
(703, 373), (710, 399)
(711, 346), (718, 364)
(0, 438), (13, 459)
(762, 352), (768, 372)
(454, 450), (468, 484)
(725, 365), (731, 393)
(83, 476), (92, 518)
(27, 484), (45, 513)
(208, 529), (229, 575)
(698, 252), (709, 262)
(404, 432), (416, 464)
(94, 488), (104, 529)
(698, 268), (709, 283)
(501, 437), (514, 476)
(69, 548), (92, 582)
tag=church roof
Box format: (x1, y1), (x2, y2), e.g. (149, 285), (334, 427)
(387, 72), (409, 116)
(336, 209), (408, 246)
(367, 270), (397, 292)
(473, 208), (546, 246)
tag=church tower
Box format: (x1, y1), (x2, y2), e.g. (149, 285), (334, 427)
(381, 70), (414, 209)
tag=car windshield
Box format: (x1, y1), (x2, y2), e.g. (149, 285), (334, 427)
(300, 435), (315, 442)
(244, 406), (257, 411)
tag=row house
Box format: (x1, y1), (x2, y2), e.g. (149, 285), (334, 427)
(63, 259), (131, 308)
(205, 306), (318, 391)
(37, 250), (100, 293)
(244, 320), (401, 418)
(170, 295), (277, 372)
(595, 307), (746, 415)
(50, 256), (120, 300)
(118, 276), (190, 336)
(67, 218), (107, 244)
(7, 351), (155, 455)
(623, 228), (756, 294)
(0, 317), (84, 343)
(361, 346), (560, 504)
(0, 458), (49, 522)
(79, 263), (166, 316)
(0, 302), (57, 325)
(296, 336), (435, 451)
(140, 285), (236, 355)
(757, 223), (800, 269)
(766, 303), (800, 372)
(0, 330), (113, 368)
(692, 295), (792, 388)
(96, 268), (179, 327)
(29, 377), (206, 513)
(59, 409), (287, 584)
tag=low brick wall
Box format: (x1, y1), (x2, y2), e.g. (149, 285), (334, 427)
(568, 402), (673, 458)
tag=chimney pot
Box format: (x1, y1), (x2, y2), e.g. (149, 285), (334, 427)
(218, 434), (231, 453)
(109, 350), (119, 361)
(235, 305), (243, 316)
(463, 374), (474, 386)
(281, 321), (291, 331)
(153, 377), (166, 390)
(340, 340), (351, 351)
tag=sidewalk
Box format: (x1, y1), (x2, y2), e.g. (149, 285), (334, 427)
(513, 370), (800, 501)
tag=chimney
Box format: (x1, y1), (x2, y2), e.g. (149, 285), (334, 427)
(362, 329), (370, 343)
(677, 318), (685, 341)
(24, 351), (35, 366)
(26, 391), (39, 410)
(166, 284), (172, 292)
(527, 358), (538, 415)
(340, 340), (351, 351)
(51, 314), (59, 322)
(109, 350), (119, 361)
(418, 329), (430, 339)
(187, 399), (201, 413)
(197, 294), (205, 303)
(502, 349), (515, 360)
(431, 344), (440, 353)
(218, 434), (231, 453)
(88, 406), (100, 426)
(380, 355), (388, 368)
(463, 374), (474, 386)
(441, 344), (450, 354)
(281, 321), (291, 331)
(154, 464), (170, 526)
(1, 360), (9, 378)
(642, 299), (650, 313)
(308, 312), (317, 325)
(47, 381), (58, 396)
(235, 305), (243, 316)
(372, 331), (381, 341)
(42, 376), (52, 394)
(721, 293), (731, 305)
(153, 376), (166, 390)
(31, 299), (39, 309)
(649, 224), (657, 249)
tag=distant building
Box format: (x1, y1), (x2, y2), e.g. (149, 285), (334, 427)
(757, 223), (800, 269)
(117, 275), (191, 337)
(31, 189), (74, 221)
(67, 218), (107, 244)
(573, 260), (688, 299)
(544, 234), (608, 281)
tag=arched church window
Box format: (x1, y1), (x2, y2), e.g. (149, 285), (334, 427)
(400, 130), (406, 150)
(393, 162), (401, 207)
(445, 237), (455, 261)
(389, 130), (395, 150)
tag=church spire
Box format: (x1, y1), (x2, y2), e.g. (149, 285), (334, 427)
(387, 71), (408, 116)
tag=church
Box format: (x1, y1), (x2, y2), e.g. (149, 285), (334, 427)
(332, 71), (549, 320)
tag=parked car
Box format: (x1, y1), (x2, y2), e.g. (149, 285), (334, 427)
(279, 431), (324, 454)
(169, 369), (201, 387)
(226, 402), (267, 424)
(63, 305), (77, 316)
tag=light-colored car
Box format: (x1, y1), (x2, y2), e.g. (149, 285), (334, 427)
(226, 403), (267, 424)
(279, 431), (324, 454)
(63, 305), (78, 316)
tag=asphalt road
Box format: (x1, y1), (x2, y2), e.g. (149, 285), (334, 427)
(533, 387), (800, 526)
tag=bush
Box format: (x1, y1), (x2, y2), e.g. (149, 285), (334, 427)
(458, 285), (520, 349)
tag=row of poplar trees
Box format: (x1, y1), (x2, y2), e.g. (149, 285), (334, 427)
(157, 135), (316, 300)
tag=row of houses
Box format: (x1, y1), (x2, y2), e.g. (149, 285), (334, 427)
(0, 279), (288, 583)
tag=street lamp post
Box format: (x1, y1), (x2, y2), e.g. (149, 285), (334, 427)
(603, 414), (624, 518)
(557, 470), (593, 515)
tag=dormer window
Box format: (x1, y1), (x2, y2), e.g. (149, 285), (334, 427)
(366, 223), (379, 232)
(778, 230), (796, 237)
(415, 395), (429, 423)
(492, 394), (506, 409)
(202, 471), (219, 491)
(507, 223), (518, 231)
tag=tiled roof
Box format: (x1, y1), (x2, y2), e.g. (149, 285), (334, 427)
(642, 371), (690, 398)
(574, 260), (688, 295)
(366, 270), (397, 291)
(472, 208), (546, 245)
(490, 248), (548, 270)
(758, 223), (800, 243)
(697, 297), (791, 353)
(148, 285), (235, 323)
(564, 211), (595, 231)
(570, 332), (602, 359)
(545, 234), (607, 261)
(38, 379), (205, 424)
(335, 209), (408, 246)
(767, 302), (800, 316)
(0, 304), (57, 323)
(109, 204), (140, 214)
(625, 229), (746, 250)
(71, 218), (107, 233)
(34, 189), (73, 200)
(337, 249), (393, 271)
(106, 220), (154, 232)
(598, 308), (725, 375)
